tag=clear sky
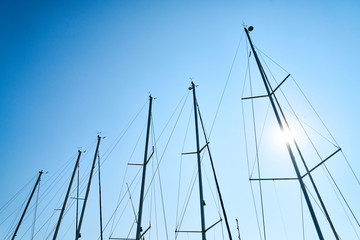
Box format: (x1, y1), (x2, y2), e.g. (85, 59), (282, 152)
(1, 0), (360, 239)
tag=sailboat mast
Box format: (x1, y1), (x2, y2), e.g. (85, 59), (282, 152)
(244, 27), (324, 240)
(12, 170), (43, 240)
(135, 95), (153, 240)
(76, 135), (101, 240)
(191, 81), (207, 240)
(53, 150), (82, 240)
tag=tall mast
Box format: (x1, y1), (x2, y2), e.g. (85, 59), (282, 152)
(135, 95), (153, 240)
(12, 170), (43, 240)
(53, 150), (82, 240)
(244, 26), (324, 240)
(191, 81), (207, 240)
(76, 135), (101, 240)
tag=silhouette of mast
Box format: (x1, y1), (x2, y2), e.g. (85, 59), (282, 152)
(76, 135), (101, 240)
(191, 81), (207, 240)
(244, 26), (325, 240)
(12, 171), (43, 240)
(53, 150), (82, 240)
(135, 95), (153, 240)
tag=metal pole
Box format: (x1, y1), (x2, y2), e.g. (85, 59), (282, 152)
(12, 171), (43, 240)
(196, 101), (232, 240)
(76, 135), (101, 240)
(135, 95), (153, 240)
(191, 82), (207, 240)
(244, 27), (324, 240)
(53, 150), (82, 240)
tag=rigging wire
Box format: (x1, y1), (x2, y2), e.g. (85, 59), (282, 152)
(101, 99), (149, 165)
(97, 152), (104, 240)
(256, 47), (360, 187)
(27, 150), (93, 236)
(143, 90), (191, 201)
(29, 146), (95, 238)
(249, 103), (271, 179)
(247, 39), (267, 240)
(278, 105), (338, 147)
(102, 138), (146, 238)
(272, 181), (289, 240)
(176, 162), (199, 238)
(197, 99), (232, 239)
(2, 180), (33, 240)
(241, 58), (263, 240)
(106, 90), (188, 238)
(101, 159), (143, 237)
(126, 183), (138, 224)
(37, 100), (147, 239)
(2, 152), (80, 239)
(37, 142), (97, 239)
(175, 103), (193, 231)
(108, 174), (142, 239)
(31, 178), (41, 240)
(176, 94), (227, 239)
(175, 104), (212, 236)
(321, 164), (360, 239)
(109, 121), (147, 235)
(28, 140), (99, 240)
(151, 116), (169, 240)
(0, 174), (37, 216)
(201, 159), (221, 216)
(257, 46), (360, 237)
(175, 105), (196, 239)
(208, 30), (245, 139)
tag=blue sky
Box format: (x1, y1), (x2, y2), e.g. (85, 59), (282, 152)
(1, 0), (360, 239)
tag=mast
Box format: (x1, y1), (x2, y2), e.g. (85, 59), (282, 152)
(53, 150), (82, 240)
(76, 135), (101, 240)
(191, 81), (207, 240)
(12, 170), (43, 240)
(135, 95), (153, 240)
(244, 26), (325, 240)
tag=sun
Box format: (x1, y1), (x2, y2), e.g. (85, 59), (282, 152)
(273, 126), (299, 147)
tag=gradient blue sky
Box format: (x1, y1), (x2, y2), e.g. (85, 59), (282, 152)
(1, 1), (360, 239)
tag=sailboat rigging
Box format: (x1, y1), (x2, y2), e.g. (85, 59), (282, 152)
(2, 22), (360, 240)
(175, 81), (232, 240)
(52, 150), (82, 240)
(11, 171), (43, 240)
(76, 135), (102, 240)
(242, 25), (359, 240)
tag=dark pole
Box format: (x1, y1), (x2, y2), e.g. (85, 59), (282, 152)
(53, 150), (82, 240)
(244, 27), (324, 240)
(12, 171), (43, 240)
(76, 135), (101, 240)
(191, 82), (207, 240)
(196, 101), (232, 240)
(135, 95), (153, 240)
